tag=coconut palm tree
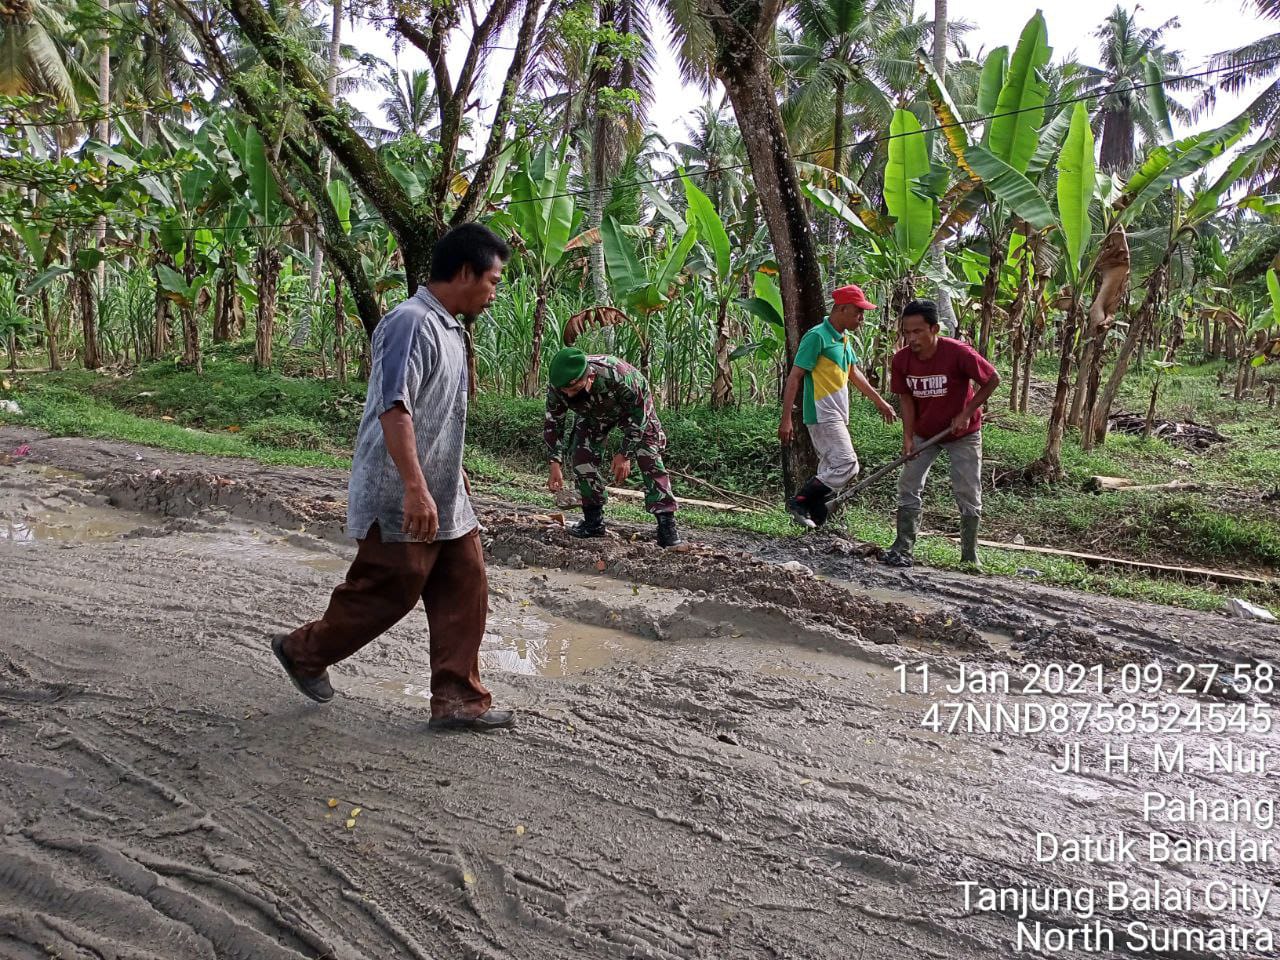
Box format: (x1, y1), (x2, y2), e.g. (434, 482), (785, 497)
(1077, 5), (1201, 173)
(1205, 1), (1280, 188)
(0, 0), (77, 108)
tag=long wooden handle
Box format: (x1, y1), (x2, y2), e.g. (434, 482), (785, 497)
(829, 427), (954, 506)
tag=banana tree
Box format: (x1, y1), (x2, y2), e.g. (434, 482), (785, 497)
(224, 124), (287, 370)
(504, 145), (577, 396)
(679, 173), (768, 408)
(1087, 132), (1273, 443)
(600, 214), (699, 380)
(799, 107), (940, 384)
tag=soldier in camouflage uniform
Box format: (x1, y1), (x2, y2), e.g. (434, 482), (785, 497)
(545, 347), (681, 548)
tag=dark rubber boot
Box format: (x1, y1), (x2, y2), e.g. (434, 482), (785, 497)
(960, 515), (981, 567)
(656, 513), (681, 548)
(883, 508), (922, 568)
(787, 478), (832, 529)
(571, 504), (607, 538)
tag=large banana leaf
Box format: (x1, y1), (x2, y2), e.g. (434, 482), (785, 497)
(919, 54), (973, 176)
(1056, 102), (1096, 281)
(885, 109), (936, 263)
(1186, 139), (1274, 223)
(966, 145), (1056, 231)
(795, 161), (889, 233)
(1241, 194), (1280, 217)
(986, 13), (1051, 173)
(1269, 269), (1280, 326)
(601, 216), (644, 294)
(800, 182), (876, 237)
(241, 126), (282, 223)
(976, 46), (1008, 117)
(654, 224), (699, 298)
(1116, 116), (1250, 224)
(327, 181), (352, 234)
(1027, 105), (1075, 178)
(683, 175), (731, 282)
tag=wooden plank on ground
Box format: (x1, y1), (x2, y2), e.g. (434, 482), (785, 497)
(604, 486), (759, 513)
(964, 537), (1275, 587)
(1085, 476), (1201, 494)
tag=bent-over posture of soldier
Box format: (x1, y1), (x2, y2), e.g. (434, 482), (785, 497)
(544, 348), (682, 549)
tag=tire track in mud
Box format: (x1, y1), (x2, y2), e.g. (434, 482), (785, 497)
(2, 437), (1279, 958)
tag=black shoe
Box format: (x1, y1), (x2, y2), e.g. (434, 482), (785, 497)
(882, 551), (914, 569)
(786, 497), (817, 529)
(271, 634), (334, 703)
(789, 478), (833, 528)
(571, 505), (607, 538)
(429, 708), (517, 732)
(656, 512), (681, 548)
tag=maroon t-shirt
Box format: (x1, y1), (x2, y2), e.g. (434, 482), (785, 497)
(890, 338), (997, 440)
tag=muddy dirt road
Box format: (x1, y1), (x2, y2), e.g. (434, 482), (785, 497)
(2, 428), (1278, 959)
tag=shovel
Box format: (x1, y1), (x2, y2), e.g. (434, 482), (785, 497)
(827, 427), (954, 508)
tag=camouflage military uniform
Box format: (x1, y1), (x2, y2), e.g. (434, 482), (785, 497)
(544, 356), (678, 514)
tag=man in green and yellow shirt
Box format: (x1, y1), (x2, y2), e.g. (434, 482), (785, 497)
(778, 284), (896, 528)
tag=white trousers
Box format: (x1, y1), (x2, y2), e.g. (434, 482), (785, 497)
(807, 420), (861, 490)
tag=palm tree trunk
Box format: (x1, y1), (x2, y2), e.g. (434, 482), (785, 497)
(715, 49), (826, 494)
(933, 0), (948, 73)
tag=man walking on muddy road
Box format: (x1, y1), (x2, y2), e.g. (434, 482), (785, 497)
(884, 299), (1000, 569)
(272, 222), (516, 731)
(544, 348), (682, 548)
(778, 284), (897, 529)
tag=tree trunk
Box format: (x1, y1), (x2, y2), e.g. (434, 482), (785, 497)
(42, 289), (60, 371)
(212, 248), (238, 342)
(255, 245), (281, 370)
(1027, 297), (1079, 480)
(334, 275), (347, 382)
(1006, 240), (1031, 411)
(1090, 260), (1168, 444)
(714, 40), (826, 493)
(1225, 327), (1237, 362)
(462, 318), (478, 399)
(180, 236), (201, 372)
(1071, 227), (1131, 442)
(977, 223), (1006, 357)
(151, 247), (173, 358)
(77, 270), (101, 370)
(523, 286), (550, 396)
(95, 0), (110, 298)
(711, 298), (734, 408)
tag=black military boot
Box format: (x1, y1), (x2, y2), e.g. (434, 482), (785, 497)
(571, 504), (607, 538)
(656, 512), (681, 548)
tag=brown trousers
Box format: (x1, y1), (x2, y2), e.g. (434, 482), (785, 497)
(285, 523), (491, 719)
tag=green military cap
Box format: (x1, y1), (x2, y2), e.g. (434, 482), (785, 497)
(549, 347), (589, 388)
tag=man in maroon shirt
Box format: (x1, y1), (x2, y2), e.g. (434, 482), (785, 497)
(885, 300), (1000, 568)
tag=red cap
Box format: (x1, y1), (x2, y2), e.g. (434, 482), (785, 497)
(832, 284), (876, 309)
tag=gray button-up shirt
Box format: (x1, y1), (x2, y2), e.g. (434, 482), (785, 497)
(346, 287), (476, 542)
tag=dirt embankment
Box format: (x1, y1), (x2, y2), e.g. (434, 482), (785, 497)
(2, 427), (1278, 960)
